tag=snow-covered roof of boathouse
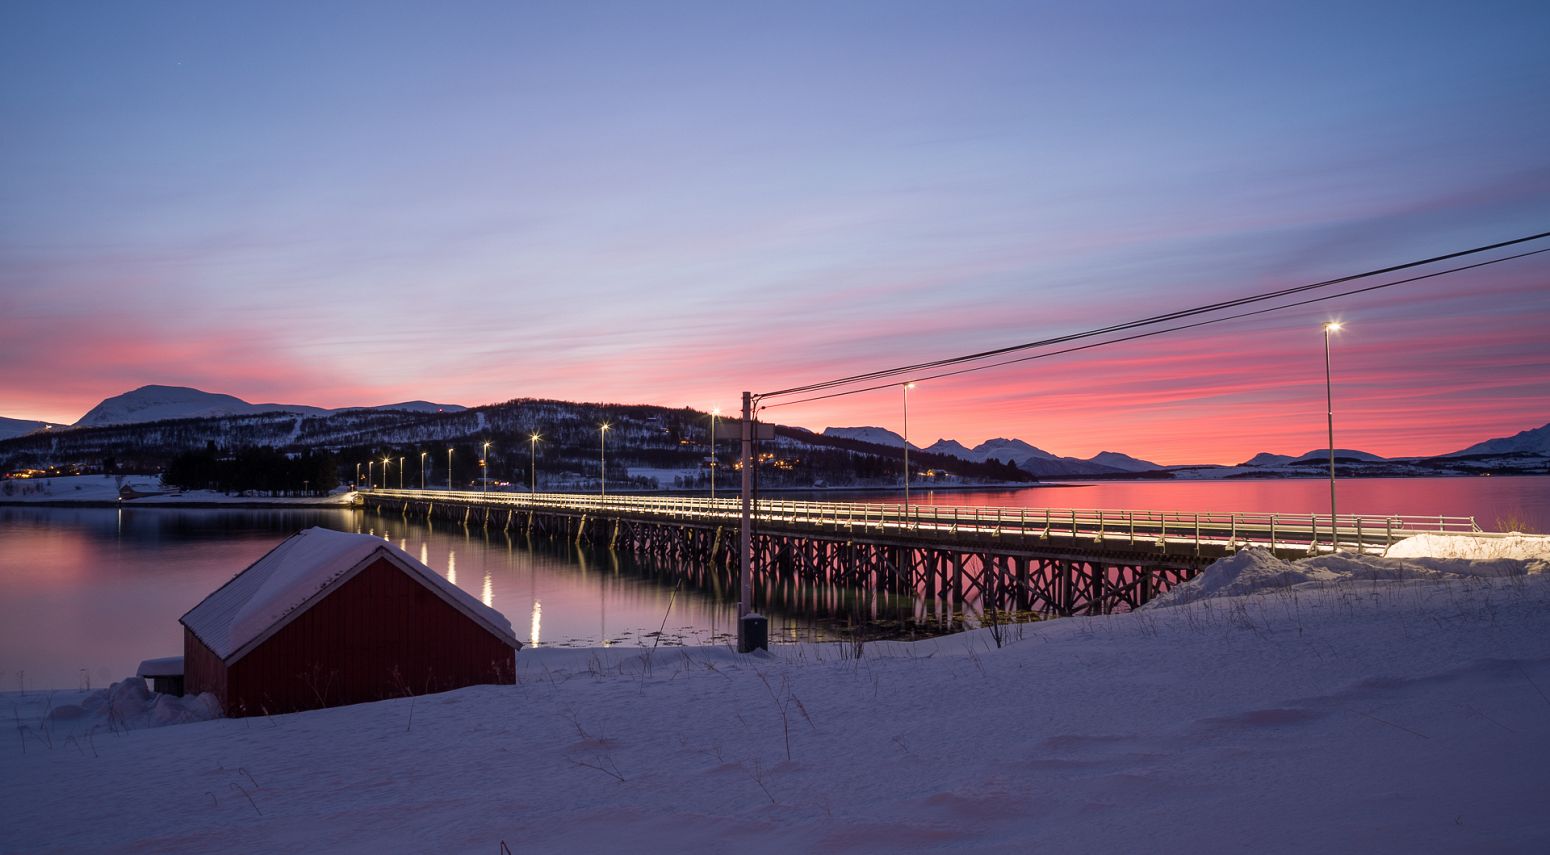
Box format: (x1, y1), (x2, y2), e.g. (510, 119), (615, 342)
(181, 527), (519, 660)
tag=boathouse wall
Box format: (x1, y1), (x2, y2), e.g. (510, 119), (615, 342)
(187, 556), (516, 716)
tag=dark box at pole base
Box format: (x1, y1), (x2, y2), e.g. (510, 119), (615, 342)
(738, 613), (768, 653)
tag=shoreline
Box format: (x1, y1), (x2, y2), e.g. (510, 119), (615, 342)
(3, 471), (1544, 509)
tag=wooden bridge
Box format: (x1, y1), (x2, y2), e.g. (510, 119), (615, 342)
(359, 488), (1483, 618)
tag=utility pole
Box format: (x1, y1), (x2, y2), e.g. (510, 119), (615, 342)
(737, 391), (766, 652)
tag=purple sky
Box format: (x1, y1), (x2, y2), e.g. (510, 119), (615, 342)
(2, 1), (1547, 463)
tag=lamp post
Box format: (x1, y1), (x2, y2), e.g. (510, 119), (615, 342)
(447, 448), (453, 492)
(383, 457), (392, 492)
(599, 423), (611, 496)
(482, 441), (493, 497)
(709, 407), (720, 499)
(529, 433), (541, 493)
(419, 452), (427, 491)
(903, 382), (916, 512)
(367, 460), (374, 491)
(398, 456), (404, 490)
(355, 463), (362, 490)
(1323, 322), (1341, 550)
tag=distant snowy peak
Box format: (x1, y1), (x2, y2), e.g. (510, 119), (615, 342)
(972, 437), (1060, 462)
(342, 401), (468, 415)
(0, 416), (55, 440)
(822, 426), (910, 448)
(1086, 451), (1161, 472)
(1447, 422), (1550, 457)
(75, 385), (328, 427)
(915, 436), (1130, 476)
(1290, 448), (1386, 463)
(923, 438), (975, 459)
(1241, 452), (1295, 467)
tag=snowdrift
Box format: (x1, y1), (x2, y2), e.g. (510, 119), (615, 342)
(45, 677), (221, 729)
(1385, 532), (1550, 561)
(1149, 535), (1548, 609)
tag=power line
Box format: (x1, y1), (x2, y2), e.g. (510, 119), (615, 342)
(755, 229), (1550, 402)
(758, 245), (1550, 411)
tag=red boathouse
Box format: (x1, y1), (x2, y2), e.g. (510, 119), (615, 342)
(181, 527), (521, 716)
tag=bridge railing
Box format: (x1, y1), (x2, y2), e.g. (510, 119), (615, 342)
(362, 488), (1486, 555)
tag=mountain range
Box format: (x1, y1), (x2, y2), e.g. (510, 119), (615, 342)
(62, 385), (466, 428)
(821, 426), (1163, 477)
(2, 386), (1546, 480)
(820, 421), (1550, 479)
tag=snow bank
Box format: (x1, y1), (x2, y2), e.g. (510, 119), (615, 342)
(5, 572), (1550, 853)
(1386, 532), (1550, 560)
(45, 677), (221, 729)
(1148, 546), (1547, 608)
(0, 474), (356, 505)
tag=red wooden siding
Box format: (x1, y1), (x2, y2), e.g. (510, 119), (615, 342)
(183, 629), (227, 703)
(220, 557), (515, 716)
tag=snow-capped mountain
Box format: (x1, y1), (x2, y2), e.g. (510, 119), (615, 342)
(340, 401), (469, 415)
(1289, 448), (1387, 463)
(1086, 451), (1162, 472)
(72, 386), (467, 428)
(871, 433), (1123, 477)
(923, 439), (974, 458)
(1240, 452), (1295, 467)
(821, 427), (910, 448)
(974, 437), (1061, 463)
(0, 416), (54, 440)
(1447, 422), (1550, 457)
(76, 386), (329, 426)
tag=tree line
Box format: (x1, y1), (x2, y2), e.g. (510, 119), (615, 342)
(162, 446), (340, 495)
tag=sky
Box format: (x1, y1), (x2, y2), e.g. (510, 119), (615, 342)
(1, 0), (1547, 464)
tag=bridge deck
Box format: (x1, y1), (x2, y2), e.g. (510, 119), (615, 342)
(363, 488), (1485, 559)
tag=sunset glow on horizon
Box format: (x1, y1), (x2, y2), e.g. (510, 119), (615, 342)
(2, 2), (1546, 465)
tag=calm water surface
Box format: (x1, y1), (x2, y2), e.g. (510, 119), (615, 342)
(2, 476), (1545, 690)
(846, 475), (1550, 530)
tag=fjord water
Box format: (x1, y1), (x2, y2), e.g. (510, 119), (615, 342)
(1, 476), (1545, 690)
(835, 474), (1550, 528)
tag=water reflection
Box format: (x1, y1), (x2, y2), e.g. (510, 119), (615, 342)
(4, 475), (1544, 689)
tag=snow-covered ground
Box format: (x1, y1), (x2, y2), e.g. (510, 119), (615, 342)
(3, 538), (1549, 852)
(0, 475), (357, 505)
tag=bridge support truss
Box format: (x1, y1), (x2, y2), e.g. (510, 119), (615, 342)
(364, 496), (1209, 619)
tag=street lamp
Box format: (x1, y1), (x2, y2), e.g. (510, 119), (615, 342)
(903, 382), (916, 512)
(529, 433), (541, 493)
(419, 451), (427, 491)
(1323, 322), (1341, 549)
(355, 463), (362, 490)
(383, 457), (392, 491)
(599, 423), (611, 497)
(709, 407), (720, 499)
(482, 441), (493, 497)
(447, 447), (453, 492)
(367, 460), (375, 491)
